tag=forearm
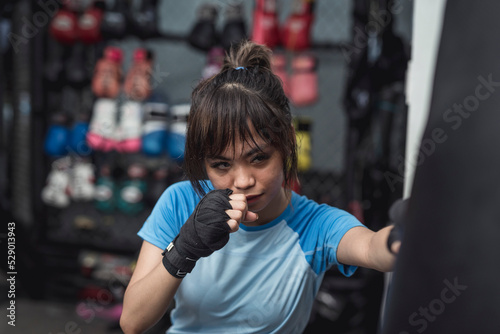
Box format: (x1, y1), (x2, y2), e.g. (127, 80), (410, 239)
(367, 225), (397, 272)
(121, 263), (182, 334)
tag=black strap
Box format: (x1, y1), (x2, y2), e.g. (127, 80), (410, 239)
(162, 240), (197, 279)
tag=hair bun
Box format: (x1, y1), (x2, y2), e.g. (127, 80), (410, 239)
(223, 40), (272, 71)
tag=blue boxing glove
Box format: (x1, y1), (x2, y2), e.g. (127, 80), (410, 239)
(162, 188), (233, 278)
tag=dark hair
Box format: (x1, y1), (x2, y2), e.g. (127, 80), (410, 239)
(184, 40), (298, 196)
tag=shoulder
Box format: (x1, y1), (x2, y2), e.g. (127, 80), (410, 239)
(147, 181), (199, 223)
(288, 192), (364, 236)
(158, 180), (206, 206)
(162, 180), (198, 196)
(288, 192), (364, 275)
(291, 192), (355, 222)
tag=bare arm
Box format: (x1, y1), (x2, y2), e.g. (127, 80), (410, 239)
(120, 241), (182, 334)
(337, 226), (398, 272)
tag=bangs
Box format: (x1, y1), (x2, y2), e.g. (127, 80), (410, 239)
(196, 84), (283, 158)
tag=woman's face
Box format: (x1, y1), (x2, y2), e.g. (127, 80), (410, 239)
(205, 134), (288, 225)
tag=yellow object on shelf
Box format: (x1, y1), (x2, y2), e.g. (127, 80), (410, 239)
(294, 116), (312, 172)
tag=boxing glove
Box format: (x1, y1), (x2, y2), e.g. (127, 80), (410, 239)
(78, 0), (105, 44)
(271, 52), (289, 96)
(115, 100), (143, 153)
(94, 173), (116, 213)
(281, 0), (315, 51)
(68, 159), (95, 202)
(387, 198), (409, 254)
(86, 98), (118, 152)
(41, 157), (72, 208)
(69, 120), (92, 156)
(165, 104), (189, 163)
(44, 112), (70, 157)
(50, 4), (78, 45)
(44, 36), (65, 85)
(123, 48), (153, 101)
(251, 0), (280, 48)
(91, 46), (123, 99)
(65, 42), (88, 86)
(188, 3), (219, 51)
(141, 101), (168, 157)
(117, 164), (148, 216)
(100, 0), (129, 40)
(289, 54), (318, 106)
(129, 0), (159, 39)
(221, 2), (247, 50)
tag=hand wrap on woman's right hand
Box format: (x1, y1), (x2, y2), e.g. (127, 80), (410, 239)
(162, 188), (233, 278)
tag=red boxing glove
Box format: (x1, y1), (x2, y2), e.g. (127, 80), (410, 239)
(281, 0), (315, 51)
(91, 46), (123, 99)
(50, 5), (78, 45)
(123, 48), (153, 101)
(251, 0), (281, 48)
(78, 0), (104, 45)
(271, 52), (289, 96)
(290, 54), (318, 107)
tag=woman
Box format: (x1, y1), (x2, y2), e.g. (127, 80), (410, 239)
(120, 40), (398, 334)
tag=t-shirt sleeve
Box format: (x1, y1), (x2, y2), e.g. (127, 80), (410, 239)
(137, 182), (193, 250)
(323, 208), (365, 277)
(296, 195), (366, 277)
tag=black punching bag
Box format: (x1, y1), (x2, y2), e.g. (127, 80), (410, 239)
(382, 1), (500, 333)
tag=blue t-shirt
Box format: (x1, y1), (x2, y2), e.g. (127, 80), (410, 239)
(138, 181), (365, 334)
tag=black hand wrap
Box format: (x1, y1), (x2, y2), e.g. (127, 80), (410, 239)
(162, 188), (233, 278)
(387, 198), (409, 254)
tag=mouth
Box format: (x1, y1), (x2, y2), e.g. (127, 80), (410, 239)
(246, 194), (263, 204)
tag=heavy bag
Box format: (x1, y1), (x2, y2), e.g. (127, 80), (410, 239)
(382, 2), (500, 333)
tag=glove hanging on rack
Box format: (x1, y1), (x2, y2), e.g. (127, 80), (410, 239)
(188, 3), (219, 51)
(100, 0), (129, 40)
(50, 3), (79, 45)
(251, 0), (280, 49)
(281, 0), (315, 51)
(221, 1), (247, 51)
(78, 0), (105, 44)
(129, 0), (159, 39)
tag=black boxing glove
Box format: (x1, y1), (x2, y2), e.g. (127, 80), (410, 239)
(387, 198), (409, 254)
(162, 188), (233, 278)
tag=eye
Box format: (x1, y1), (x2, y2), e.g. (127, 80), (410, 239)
(252, 154), (270, 164)
(210, 161), (231, 170)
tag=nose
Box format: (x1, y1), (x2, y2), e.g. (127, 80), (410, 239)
(233, 166), (256, 190)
